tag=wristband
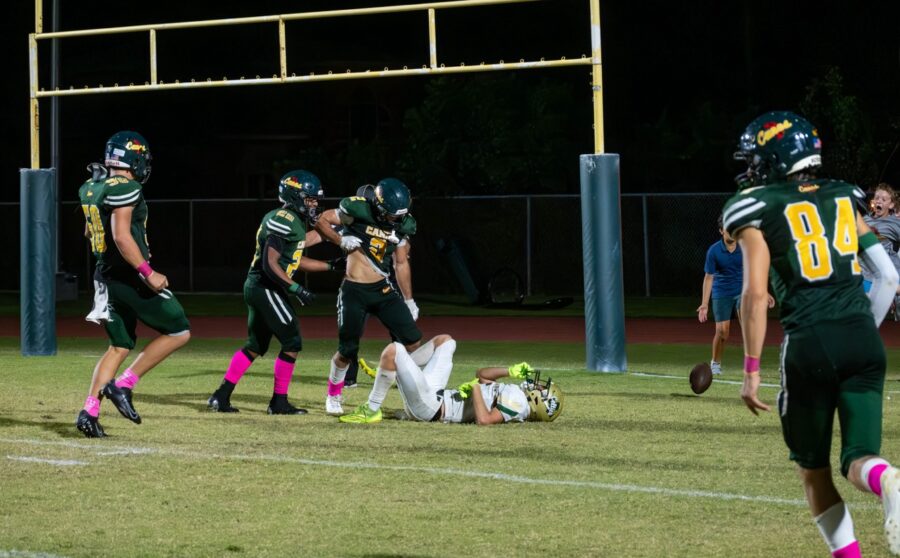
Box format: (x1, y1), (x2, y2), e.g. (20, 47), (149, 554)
(288, 283), (300, 294)
(136, 261), (153, 278)
(744, 355), (760, 374)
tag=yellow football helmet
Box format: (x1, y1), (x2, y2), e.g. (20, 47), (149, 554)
(523, 371), (563, 422)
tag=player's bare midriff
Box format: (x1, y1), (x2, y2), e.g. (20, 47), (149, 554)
(344, 249), (387, 283)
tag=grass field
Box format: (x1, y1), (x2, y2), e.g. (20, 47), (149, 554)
(2, 337), (900, 557)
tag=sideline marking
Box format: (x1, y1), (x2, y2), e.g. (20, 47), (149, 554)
(6, 455), (88, 466)
(0, 551), (70, 558)
(0, 437), (859, 509)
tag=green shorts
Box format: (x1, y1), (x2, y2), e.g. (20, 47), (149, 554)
(777, 316), (886, 476)
(711, 295), (740, 323)
(243, 278), (302, 355)
(336, 279), (421, 359)
(99, 268), (190, 350)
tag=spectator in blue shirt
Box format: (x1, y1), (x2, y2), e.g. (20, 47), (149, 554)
(697, 214), (772, 374)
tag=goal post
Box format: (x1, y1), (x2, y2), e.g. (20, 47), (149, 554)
(25, 0), (625, 371)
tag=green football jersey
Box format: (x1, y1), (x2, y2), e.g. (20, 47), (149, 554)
(247, 207), (308, 289)
(722, 179), (870, 332)
(77, 175), (150, 271)
(338, 196), (417, 275)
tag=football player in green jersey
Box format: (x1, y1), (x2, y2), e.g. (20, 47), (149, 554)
(207, 170), (343, 415)
(724, 111), (900, 556)
(314, 178), (426, 420)
(76, 131), (191, 438)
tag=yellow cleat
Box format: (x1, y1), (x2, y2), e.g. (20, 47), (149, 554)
(358, 357), (377, 379)
(339, 403), (383, 424)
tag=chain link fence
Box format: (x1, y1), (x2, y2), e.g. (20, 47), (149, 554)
(1, 193), (732, 298)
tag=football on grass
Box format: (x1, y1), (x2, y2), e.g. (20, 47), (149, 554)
(689, 362), (713, 394)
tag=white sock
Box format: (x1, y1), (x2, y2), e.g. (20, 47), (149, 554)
(329, 358), (349, 385)
(410, 341), (435, 367)
(367, 368), (396, 411)
(814, 501), (857, 553)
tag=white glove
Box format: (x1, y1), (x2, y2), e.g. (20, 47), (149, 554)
(405, 298), (419, 321)
(386, 231), (401, 245)
(340, 235), (362, 252)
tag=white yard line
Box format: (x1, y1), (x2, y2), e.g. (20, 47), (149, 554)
(6, 455), (87, 466)
(0, 437), (857, 509)
(0, 551), (71, 558)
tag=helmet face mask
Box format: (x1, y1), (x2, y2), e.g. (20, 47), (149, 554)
(372, 178), (411, 227)
(104, 131), (152, 184)
(522, 371), (564, 422)
(278, 170), (324, 224)
(733, 111), (822, 188)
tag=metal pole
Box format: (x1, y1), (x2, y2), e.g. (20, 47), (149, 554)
(589, 0), (604, 154)
(51, 0), (59, 273)
(427, 8), (437, 68)
(29, 33), (40, 169)
(278, 18), (287, 80)
(149, 29), (157, 85)
(189, 200), (194, 291)
(642, 194), (650, 297)
(525, 196), (532, 296)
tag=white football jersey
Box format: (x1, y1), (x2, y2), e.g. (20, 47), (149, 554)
(441, 383), (530, 424)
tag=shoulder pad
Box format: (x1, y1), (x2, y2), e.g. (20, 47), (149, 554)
(397, 214), (417, 236)
(722, 190), (767, 237)
(339, 197), (374, 222)
(265, 209), (303, 239)
(102, 179), (142, 207)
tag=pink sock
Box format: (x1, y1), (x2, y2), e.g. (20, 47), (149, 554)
(83, 396), (101, 418)
(833, 541), (861, 558)
(224, 350), (254, 384)
(868, 464), (889, 497)
(273, 357), (295, 395)
(327, 380), (345, 396)
(115, 369), (139, 390)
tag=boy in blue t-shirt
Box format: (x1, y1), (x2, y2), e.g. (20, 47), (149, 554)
(696, 214), (772, 375)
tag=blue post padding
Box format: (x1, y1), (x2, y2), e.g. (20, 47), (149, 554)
(20, 168), (58, 356)
(580, 154), (626, 372)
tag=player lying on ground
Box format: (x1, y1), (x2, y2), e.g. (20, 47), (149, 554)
(76, 131), (191, 438)
(344, 335), (563, 424)
(727, 111), (900, 557)
(208, 170), (344, 415)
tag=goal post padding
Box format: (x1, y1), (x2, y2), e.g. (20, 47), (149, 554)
(580, 154), (626, 372)
(20, 168), (57, 356)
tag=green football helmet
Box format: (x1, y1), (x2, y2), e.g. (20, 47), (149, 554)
(734, 111), (822, 188)
(104, 131), (152, 184)
(373, 178), (412, 226)
(278, 170), (324, 223)
(523, 371), (564, 423)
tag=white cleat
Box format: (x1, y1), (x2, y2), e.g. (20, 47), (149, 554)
(325, 395), (344, 416)
(710, 362), (722, 376)
(882, 466), (900, 555)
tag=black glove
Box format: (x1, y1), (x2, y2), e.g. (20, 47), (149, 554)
(289, 283), (316, 306)
(328, 256), (347, 273)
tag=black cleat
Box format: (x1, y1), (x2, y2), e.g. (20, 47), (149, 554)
(76, 410), (107, 438)
(207, 392), (240, 413)
(100, 380), (142, 424)
(267, 395), (308, 415)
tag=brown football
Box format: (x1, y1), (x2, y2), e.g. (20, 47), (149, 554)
(689, 362), (713, 394)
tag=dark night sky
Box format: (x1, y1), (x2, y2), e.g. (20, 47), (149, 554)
(2, 0), (898, 201)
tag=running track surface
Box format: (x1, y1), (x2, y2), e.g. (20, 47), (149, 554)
(2, 316), (899, 347)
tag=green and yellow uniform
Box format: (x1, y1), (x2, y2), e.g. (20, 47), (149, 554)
(243, 208), (309, 355)
(724, 179), (883, 475)
(336, 196), (422, 359)
(78, 175), (189, 349)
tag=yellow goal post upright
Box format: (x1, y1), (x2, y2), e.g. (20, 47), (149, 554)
(24, 0), (625, 371)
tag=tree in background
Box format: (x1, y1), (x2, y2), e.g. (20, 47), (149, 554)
(800, 66), (879, 187)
